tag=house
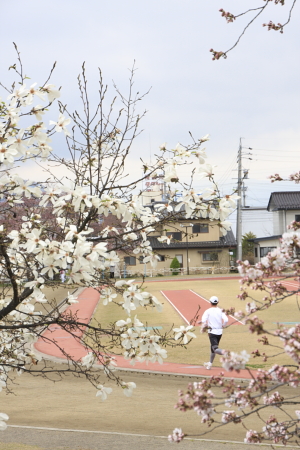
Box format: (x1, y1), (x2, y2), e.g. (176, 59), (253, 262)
(252, 191), (300, 263)
(252, 235), (282, 262)
(122, 215), (237, 276)
(267, 191), (300, 235)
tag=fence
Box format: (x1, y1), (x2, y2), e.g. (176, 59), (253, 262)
(119, 266), (238, 278)
(0, 266), (238, 284)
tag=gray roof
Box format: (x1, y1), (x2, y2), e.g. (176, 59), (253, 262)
(250, 235), (281, 243)
(267, 191), (300, 211)
(149, 229), (236, 249)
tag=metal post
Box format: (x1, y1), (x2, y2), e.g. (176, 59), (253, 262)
(236, 139), (243, 261)
(186, 228), (189, 275)
(180, 223), (192, 275)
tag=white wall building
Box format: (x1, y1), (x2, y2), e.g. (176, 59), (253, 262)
(252, 191), (300, 263)
(141, 176), (165, 205)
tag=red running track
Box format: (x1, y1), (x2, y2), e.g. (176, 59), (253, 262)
(161, 289), (243, 326)
(281, 279), (300, 292)
(34, 287), (100, 360)
(34, 286), (255, 380)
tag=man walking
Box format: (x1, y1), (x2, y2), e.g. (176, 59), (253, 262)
(201, 296), (228, 369)
(60, 269), (66, 283)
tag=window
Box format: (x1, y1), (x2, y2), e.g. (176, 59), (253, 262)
(139, 256), (144, 263)
(167, 232), (182, 241)
(175, 254), (183, 267)
(295, 215), (300, 222)
(202, 252), (218, 262)
(192, 223), (209, 233)
(260, 247), (276, 258)
(158, 254), (165, 262)
(124, 256), (136, 266)
(255, 248), (258, 257)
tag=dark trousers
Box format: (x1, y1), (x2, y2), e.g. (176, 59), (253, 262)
(208, 333), (222, 353)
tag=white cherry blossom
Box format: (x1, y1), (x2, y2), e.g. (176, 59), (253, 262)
(42, 84), (61, 102)
(0, 414), (9, 431)
(0, 144), (18, 165)
(96, 385), (113, 401)
(100, 288), (117, 305)
(121, 381), (136, 397)
(173, 325), (197, 344)
(66, 292), (78, 304)
(197, 163), (216, 179)
(81, 352), (96, 369)
(49, 113), (71, 136)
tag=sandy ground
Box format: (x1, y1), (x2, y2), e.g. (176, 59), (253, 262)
(0, 428), (287, 450)
(0, 368), (298, 450)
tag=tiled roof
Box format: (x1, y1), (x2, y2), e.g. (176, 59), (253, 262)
(267, 191), (300, 211)
(250, 235), (281, 243)
(149, 229), (236, 249)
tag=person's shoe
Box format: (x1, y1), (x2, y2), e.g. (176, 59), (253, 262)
(203, 362), (212, 370)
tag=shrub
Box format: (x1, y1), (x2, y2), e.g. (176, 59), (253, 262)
(170, 257), (180, 275)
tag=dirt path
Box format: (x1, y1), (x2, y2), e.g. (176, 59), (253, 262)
(0, 369), (287, 450)
(0, 427), (283, 450)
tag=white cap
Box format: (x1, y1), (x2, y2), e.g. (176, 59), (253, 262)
(210, 296), (219, 304)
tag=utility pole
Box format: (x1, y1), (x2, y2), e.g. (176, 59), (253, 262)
(236, 139), (243, 261)
(180, 224), (191, 275)
(186, 229), (189, 276)
(242, 169), (249, 207)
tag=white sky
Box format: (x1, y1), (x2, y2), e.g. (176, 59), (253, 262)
(1, 0), (299, 236)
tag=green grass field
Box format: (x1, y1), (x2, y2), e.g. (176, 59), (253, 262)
(89, 278), (300, 369)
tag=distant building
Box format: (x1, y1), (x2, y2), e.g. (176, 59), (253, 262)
(140, 176), (165, 205)
(252, 191), (300, 263)
(267, 191), (300, 235)
(121, 200), (237, 275)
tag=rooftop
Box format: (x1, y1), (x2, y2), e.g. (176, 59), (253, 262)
(149, 229), (236, 249)
(267, 191), (300, 211)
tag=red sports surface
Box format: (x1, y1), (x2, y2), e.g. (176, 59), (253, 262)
(161, 289), (243, 326)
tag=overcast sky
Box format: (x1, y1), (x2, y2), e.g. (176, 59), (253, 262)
(1, 0), (299, 236)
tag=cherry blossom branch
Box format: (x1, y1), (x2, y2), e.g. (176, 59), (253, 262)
(210, 0), (297, 60)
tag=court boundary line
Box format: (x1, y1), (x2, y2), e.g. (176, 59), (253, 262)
(190, 289), (244, 325)
(161, 289), (244, 326)
(7, 425), (293, 447)
(160, 291), (189, 324)
(282, 281), (300, 289)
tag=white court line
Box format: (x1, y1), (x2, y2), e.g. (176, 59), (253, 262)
(160, 291), (189, 324)
(190, 289), (244, 325)
(281, 281), (300, 289)
(7, 425), (294, 447)
(8, 425), (166, 438)
(52, 337), (74, 339)
(265, 279), (300, 289)
(189, 289), (210, 304)
(183, 365), (202, 368)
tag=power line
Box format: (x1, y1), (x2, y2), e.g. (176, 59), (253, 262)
(246, 147), (299, 153)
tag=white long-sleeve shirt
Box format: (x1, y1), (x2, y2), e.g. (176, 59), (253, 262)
(202, 307), (228, 335)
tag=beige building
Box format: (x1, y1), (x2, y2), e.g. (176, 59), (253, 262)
(121, 217), (237, 276)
